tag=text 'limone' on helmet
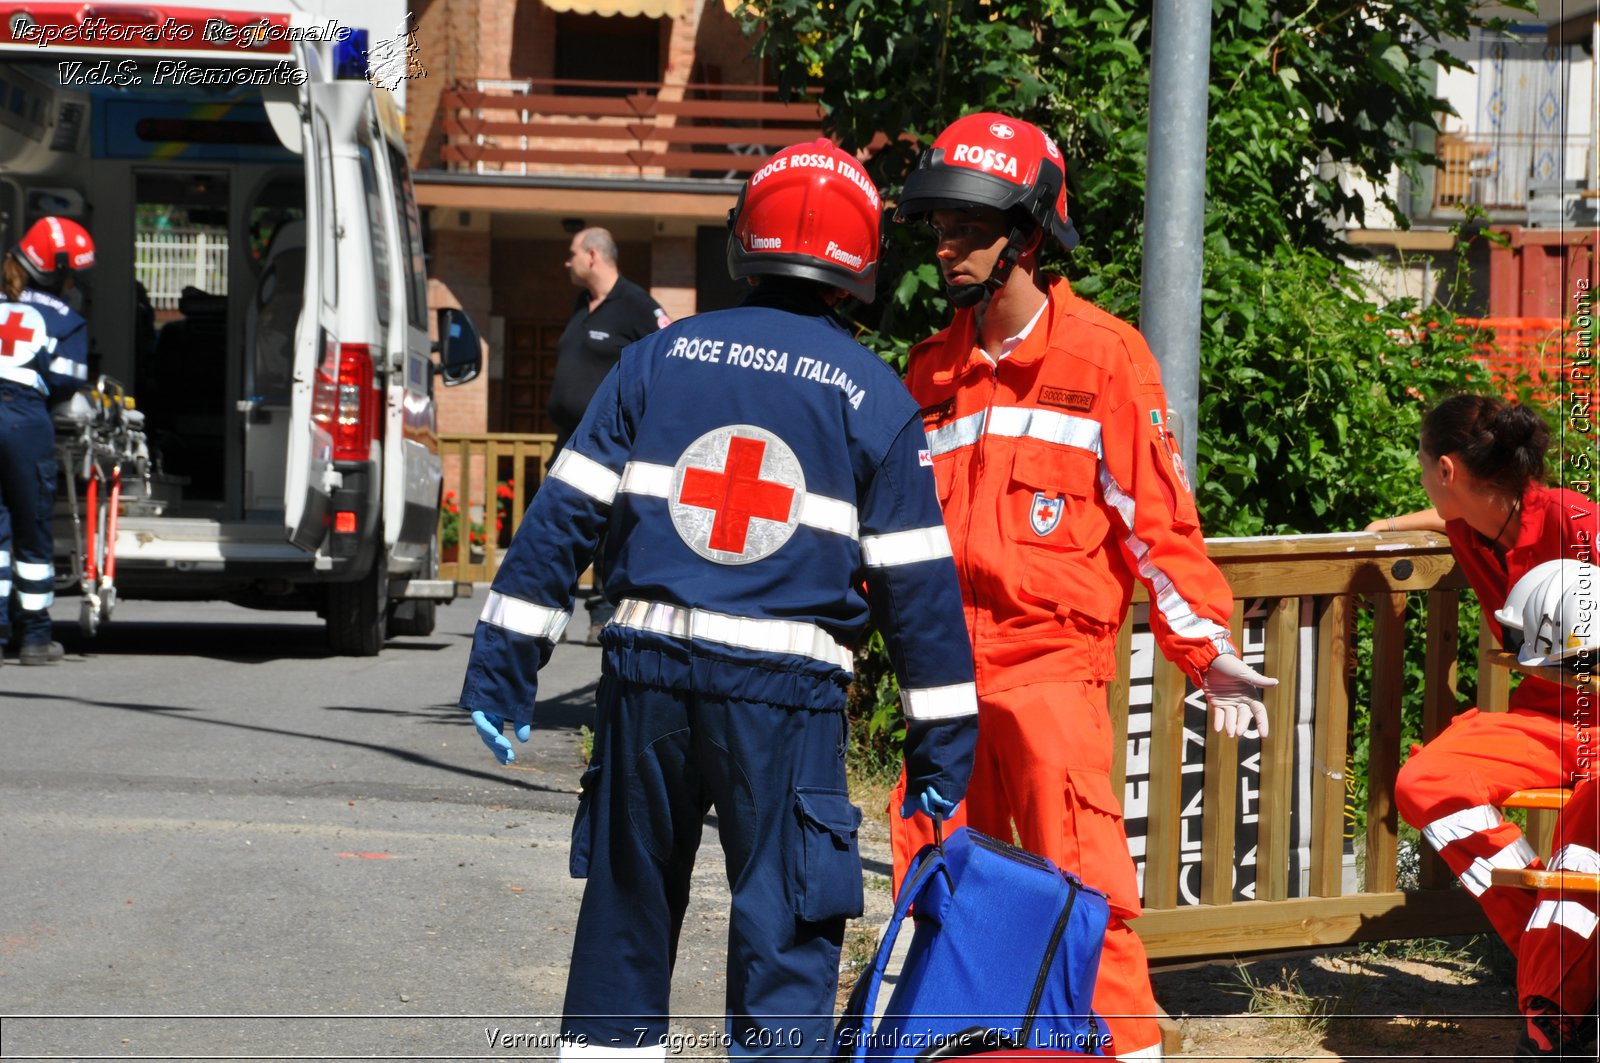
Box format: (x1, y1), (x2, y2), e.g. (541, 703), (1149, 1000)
(726, 138), (882, 303)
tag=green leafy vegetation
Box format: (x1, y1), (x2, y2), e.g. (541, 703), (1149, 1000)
(741, 1), (1552, 807)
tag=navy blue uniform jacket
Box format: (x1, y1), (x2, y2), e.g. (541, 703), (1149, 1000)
(460, 288), (977, 801)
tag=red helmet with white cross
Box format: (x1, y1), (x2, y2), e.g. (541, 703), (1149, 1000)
(895, 112), (1078, 252)
(13, 216), (95, 290)
(727, 138), (882, 303)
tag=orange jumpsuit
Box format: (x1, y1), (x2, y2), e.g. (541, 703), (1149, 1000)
(1394, 483), (1599, 1031)
(893, 276), (1240, 1059)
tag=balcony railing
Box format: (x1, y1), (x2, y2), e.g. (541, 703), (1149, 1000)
(439, 78), (826, 179)
(1433, 130), (1596, 211)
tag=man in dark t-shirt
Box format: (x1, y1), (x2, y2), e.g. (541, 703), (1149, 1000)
(547, 227), (669, 641)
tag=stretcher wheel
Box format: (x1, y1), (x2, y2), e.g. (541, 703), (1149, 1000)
(79, 596), (100, 637)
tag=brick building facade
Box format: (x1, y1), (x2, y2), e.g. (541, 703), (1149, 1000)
(402, 0), (781, 439)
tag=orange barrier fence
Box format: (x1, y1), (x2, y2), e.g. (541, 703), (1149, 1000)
(1456, 316), (1589, 399)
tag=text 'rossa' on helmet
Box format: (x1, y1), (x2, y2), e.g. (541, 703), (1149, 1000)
(893, 113), (1078, 307)
(726, 138), (882, 303)
(896, 113), (1078, 247)
(13, 216), (95, 291)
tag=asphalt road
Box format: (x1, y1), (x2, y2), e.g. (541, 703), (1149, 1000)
(0, 593), (896, 1062)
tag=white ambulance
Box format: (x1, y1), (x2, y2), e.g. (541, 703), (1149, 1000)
(0, 0), (479, 653)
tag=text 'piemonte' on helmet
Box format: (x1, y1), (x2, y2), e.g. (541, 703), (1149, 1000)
(725, 138), (882, 304)
(893, 112), (1078, 307)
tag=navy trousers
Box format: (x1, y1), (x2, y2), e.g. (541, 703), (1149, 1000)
(561, 670), (864, 1058)
(0, 385), (56, 647)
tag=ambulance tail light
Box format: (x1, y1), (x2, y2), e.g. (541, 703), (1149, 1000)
(311, 341), (379, 462)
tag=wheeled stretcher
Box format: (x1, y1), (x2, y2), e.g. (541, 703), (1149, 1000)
(52, 376), (150, 636)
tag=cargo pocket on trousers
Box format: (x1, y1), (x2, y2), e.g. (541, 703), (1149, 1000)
(37, 456), (58, 512)
(794, 788), (865, 922)
(569, 763), (602, 879)
(1065, 770), (1140, 917)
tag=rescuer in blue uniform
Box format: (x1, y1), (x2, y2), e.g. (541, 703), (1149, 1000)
(0, 217), (93, 665)
(459, 139), (978, 1060)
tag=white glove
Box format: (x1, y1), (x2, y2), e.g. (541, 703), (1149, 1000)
(1201, 654), (1279, 739)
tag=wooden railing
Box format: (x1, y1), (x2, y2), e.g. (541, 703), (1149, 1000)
(438, 78), (826, 177)
(438, 432), (1500, 959)
(1129, 531), (1499, 960)
(437, 432), (557, 585)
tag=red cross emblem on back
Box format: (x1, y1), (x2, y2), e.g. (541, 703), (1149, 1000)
(669, 425), (805, 564)
(678, 435), (795, 553)
(0, 308), (39, 360)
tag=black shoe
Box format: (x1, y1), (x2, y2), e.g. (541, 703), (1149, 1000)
(19, 641), (65, 666)
(1516, 997), (1598, 1058)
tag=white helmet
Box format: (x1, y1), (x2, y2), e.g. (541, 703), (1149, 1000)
(1518, 560), (1600, 667)
(1497, 559), (1591, 633)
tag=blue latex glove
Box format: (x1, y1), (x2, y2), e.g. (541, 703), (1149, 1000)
(471, 709), (532, 765)
(899, 785), (959, 821)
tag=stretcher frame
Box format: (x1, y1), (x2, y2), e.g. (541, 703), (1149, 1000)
(52, 375), (149, 637)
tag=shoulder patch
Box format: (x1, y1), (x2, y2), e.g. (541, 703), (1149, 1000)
(1039, 386), (1095, 413)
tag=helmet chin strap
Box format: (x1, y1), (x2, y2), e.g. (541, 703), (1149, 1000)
(943, 224), (1030, 310)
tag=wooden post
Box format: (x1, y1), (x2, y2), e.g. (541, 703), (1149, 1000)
(1143, 655), (1189, 911)
(1200, 602), (1246, 905)
(1367, 593), (1407, 894)
(1420, 589), (1461, 889)
(1258, 596), (1300, 902)
(1309, 595), (1353, 897)
(1478, 619), (1511, 711)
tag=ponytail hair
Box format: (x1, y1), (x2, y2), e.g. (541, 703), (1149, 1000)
(2, 255), (24, 302)
(1420, 393), (1549, 498)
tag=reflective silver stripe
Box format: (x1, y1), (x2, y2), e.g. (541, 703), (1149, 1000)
(925, 410), (986, 457)
(17, 590), (52, 610)
(900, 681), (977, 721)
(550, 450), (621, 506)
(1100, 468), (1233, 651)
(621, 461), (858, 540)
(985, 405), (1104, 453)
(0, 548), (9, 566)
(1422, 804), (1502, 851)
(611, 597), (853, 672)
(14, 560), (52, 581)
(619, 460), (674, 498)
(797, 493), (857, 537)
(0, 365), (42, 390)
(0, 580), (10, 597)
(1528, 899), (1600, 940)
(1460, 837), (1539, 896)
(861, 526), (953, 567)
(1116, 1043), (1163, 1061)
(1551, 843), (1600, 875)
(479, 590), (571, 642)
(48, 356), (86, 380)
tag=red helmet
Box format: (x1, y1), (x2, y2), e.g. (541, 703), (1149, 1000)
(895, 112), (1078, 251)
(14, 216), (95, 289)
(727, 138), (881, 303)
